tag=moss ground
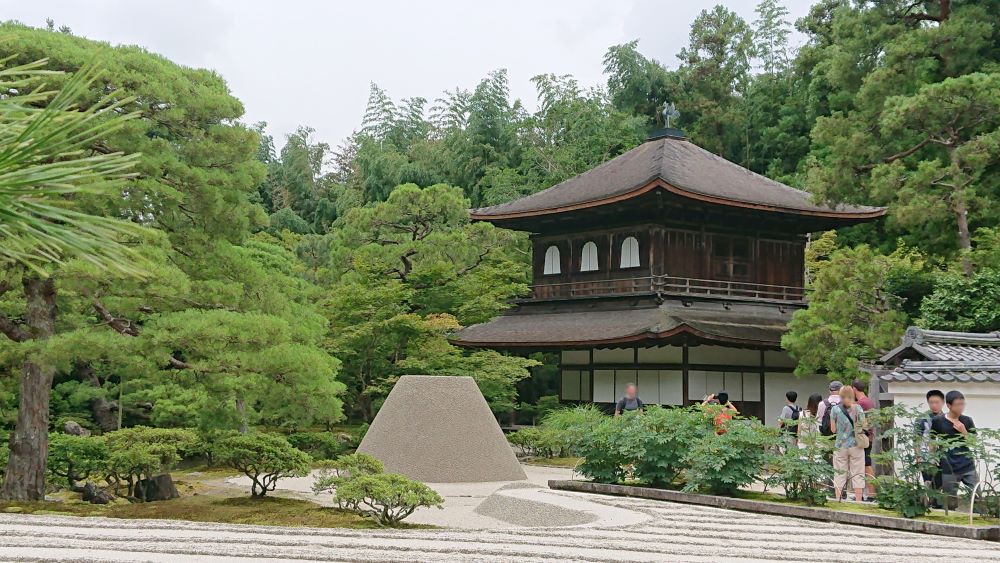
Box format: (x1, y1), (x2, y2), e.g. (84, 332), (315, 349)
(523, 456), (583, 468)
(737, 490), (998, 527)
(0, 469), (425, 529)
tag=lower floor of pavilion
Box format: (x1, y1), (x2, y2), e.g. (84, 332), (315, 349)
(556, 343), (826, 425)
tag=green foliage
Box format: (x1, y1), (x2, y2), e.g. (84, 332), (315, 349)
(46, 434), (108, 490)
(507, 427), (560, 458)
(783, 244), (920, 380)
(312, 453), (439, 526)
(103, 426), (198, 500)
(333, 472), (443, 527)
(214, 433), (311, 498)
(312, 452), (385, 508)
(766, 431), (834, 506)
(576, 414), (634, 484)
(539, 405), (608, 455)
(0, 57), (146, 275)
(869, 405), (947, 518)
(875, 476), (933, 518)
(627, 406), (713, 488)
(920, 269), (1000, 332)
(286, 432), (347, 461)
(682, 419), (780, 496)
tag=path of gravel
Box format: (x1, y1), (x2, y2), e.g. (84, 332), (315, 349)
(4, 487), (1000, 562)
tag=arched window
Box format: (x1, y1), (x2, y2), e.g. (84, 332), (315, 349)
(620, 236), (640, 268)
(543, 245), (561, 275)
(580, 241), (599, 272)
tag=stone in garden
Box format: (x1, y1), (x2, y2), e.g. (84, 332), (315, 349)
(81, 482), (114, 504)
(358, 375), (526, 482)
(137, 473), (179, 501)
(63, 420), (91, 437)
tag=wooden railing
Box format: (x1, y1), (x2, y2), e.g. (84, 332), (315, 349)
(531, 274), (805, 302)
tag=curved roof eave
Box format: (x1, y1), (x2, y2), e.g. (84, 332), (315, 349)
(450, 322), (780, 350)
(470, 179), (887, 222)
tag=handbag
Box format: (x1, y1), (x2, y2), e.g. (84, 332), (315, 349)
(843, 405), (870, 449)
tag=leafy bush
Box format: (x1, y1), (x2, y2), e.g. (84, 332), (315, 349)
(682, 419), (779, 496)
(103, 426), (198, 500)
(47, 433), (109, 490)
(625, 406), (711, 487)
(766, 431), (834, 506)
(875, 476), (932, 518)
(333, 472), (443, 526)
(214, 433), (312, 498)
(287, 431), (347, 460)
(507, 427), (560, 458)
(313, 453), (386, 510)
(540, 404), (607, 455)
(870, 405), (945, 517)
(576, 415), (634, 484)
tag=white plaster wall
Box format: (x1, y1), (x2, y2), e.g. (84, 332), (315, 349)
(762, 372), (830, 427)
(885, 381), (1000, 430)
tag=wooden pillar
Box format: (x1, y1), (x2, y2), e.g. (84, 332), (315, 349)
(682, 341), (690, 406)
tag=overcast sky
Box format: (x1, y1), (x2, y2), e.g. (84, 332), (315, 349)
(6, 0), (812, 148)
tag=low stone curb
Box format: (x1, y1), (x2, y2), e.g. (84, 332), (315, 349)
(549, 479), (1000, 541)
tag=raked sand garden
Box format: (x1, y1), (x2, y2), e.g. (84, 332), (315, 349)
(3, 462), (1000, 562)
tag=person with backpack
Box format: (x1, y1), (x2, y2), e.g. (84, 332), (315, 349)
(797, 393), (823, 447)
(831, 386), (868, 502)
(816, 380), (844, 438)
(778, 390), (801, 450)
(614, 383), (644, 416)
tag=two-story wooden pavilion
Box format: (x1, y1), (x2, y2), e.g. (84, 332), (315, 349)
(451, 129), (885, 421)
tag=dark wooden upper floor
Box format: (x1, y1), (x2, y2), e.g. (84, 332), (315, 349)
(529, 223), (805, 303)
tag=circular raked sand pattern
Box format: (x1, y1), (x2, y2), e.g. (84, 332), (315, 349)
(3, 492), (1000, 562)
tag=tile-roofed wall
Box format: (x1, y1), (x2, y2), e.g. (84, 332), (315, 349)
(900, 326), (1000, 362)
(881, 360), (1000, 384)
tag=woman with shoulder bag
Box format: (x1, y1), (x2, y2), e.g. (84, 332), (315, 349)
(830, 386), (868, 501)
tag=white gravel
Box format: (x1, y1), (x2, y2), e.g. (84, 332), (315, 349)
(7, 465), (1000, 561)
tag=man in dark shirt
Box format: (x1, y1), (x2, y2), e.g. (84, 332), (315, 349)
(614, 383), (644, 416)
(915, 389), (945, 490)
(931, 390), (977, 505)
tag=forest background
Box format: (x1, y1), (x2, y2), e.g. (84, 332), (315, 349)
(2, 0), (1000, 490)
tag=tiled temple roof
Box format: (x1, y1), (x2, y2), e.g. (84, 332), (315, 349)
(471, 134), (885, 221)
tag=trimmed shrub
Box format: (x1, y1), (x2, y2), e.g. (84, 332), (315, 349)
(507, 427), (560, 458)
(103, 426), (198, 500)
(333, 472), (443, 526)
(313, 453), (387, 510)
(47, 433), (109, 490)
(215, 433), (311, 498)
(287, 431), (347, 460)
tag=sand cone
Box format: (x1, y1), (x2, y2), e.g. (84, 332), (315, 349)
(357, 375), (527, 483)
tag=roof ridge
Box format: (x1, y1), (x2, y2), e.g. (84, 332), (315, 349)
(900, 360), (1000, 369)
(904, 326), (1000, 347)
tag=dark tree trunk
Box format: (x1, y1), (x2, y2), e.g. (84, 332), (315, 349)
(0, 276), (57, 501)
(78, 362), (118, 432)
(236, 395), (248, 434)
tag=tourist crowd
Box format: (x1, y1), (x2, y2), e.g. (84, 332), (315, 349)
(613, 379), (979, 506)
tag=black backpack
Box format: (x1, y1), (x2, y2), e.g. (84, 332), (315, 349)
(785, 405), (801, 434)
(819, 400), (836, 436)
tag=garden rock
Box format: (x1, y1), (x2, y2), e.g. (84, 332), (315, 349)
(63, 420), (91, 437)
(81, 482), (114, 505)
(137, 473), (179, 501)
